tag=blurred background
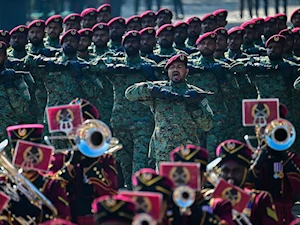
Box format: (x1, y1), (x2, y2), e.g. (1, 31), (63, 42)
(0, 0), (299, 31)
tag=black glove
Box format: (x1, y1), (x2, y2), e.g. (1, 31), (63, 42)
(184, 90), (208, 104)
(114, 64), (136, 74)
(0, 69), (21, 88)
(67, 60), (89, 73)
(139, 63), (158, 81)
(151, 85), (185, 101)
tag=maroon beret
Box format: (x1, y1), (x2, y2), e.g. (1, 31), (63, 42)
(126, 15), (142, 26)
(9, 25), (28, 36)
(97, 4), (112, 13)
(0, 30), (10, 39)
(279, 28), (293, 37)
(241, 20), (256, 29)
(290, 8), (300, 21)
(140, 10), (156, 19)
(139, 27), (156, 37)
(6, 124), (44, 149)
(156, 23), (173, 37)
(78, 28), (93, 39)
(252, 17), (264, 25)
(174, 21), (189, 30)
(274, 13), (287, 22)
(201, 13), (217, 22)
(264, 16), (277, 23)
(227, 26), (245, 36)
(122, 30), (140, 45)
(60, 29), (80, 45)
(81, 8), (97, 18)
(92, 22), (109, 32)
(216, 139), (253, 167)
(69, 98), (99, 120)
(165, 54), (188, 69)
(92, 195), (136, 223)
(214, 27), (228, 37)
(196, 31), (217, 45)
(156, 8), (173, 19)
(292, 27), (300, 35)
(132, 168), (174, 200)
(63, 13), (82, 24)
(265, 34), (286, 47)
(46, 15), (63, 26)
(27, 19), (45, 30)
(107, 16), (126, 27)
(186, 16), (201, 25)
(170, 144), (209, 169)
(0, 41), (7, 51)
(213, 9), (228, 18)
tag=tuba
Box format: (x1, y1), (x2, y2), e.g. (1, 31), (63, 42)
(132, 213), (157, 225)
(264, 118), (296, 151)
(172, 185), (196, 215)
(0, 139), (58, 224)
(45, 119), (123, 158)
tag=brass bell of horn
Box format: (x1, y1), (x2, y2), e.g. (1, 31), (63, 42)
(132, 213), (157, 225)
(173, 185), (195, 209)
(75, 119), (113, 158)
(264, 118), (296, 151)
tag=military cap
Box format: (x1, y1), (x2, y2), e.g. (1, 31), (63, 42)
(156, 8), (173, 19)
(292, 27), (300, 35)
(279, 28), (293, 37)
(196, 31), (217, 45)
(107, 16), (126, 27)
(264, 16), (277, 24)
(92, 23), (109, 32)
(279, 103), (288, 119)
(92, 195), (136, 223)
(216, 139), (253, 167)
(45, 15), (63, 26)
(265, 34), (286, 47)
(140, 10), (156, 19)
(78, 28), (93, 39)
(9, 25), (28, 36)
(186, 16), (201, 25)
(60, 29), (80, 45)
(201, 13), (217, 22)
(6, 124), (44, 149)
(155, 23), (173, 37)
(69, 98), (99, 120)
(290, 8), (300, 21)
(27, 19), (46, 30)
(0, 30), (10, 40)
(165, 54), (188, 69)
(122, 30), (141, 45)
(0, 41), (7, 51)
(252, 17), (264, 25)
(139, 27), (156, 37)
(214, 27), (228, 37)
(170, 144), (209, 170)
(126, 15), (142, 26)
(227, 26), (245, 36)
(241, 20), (256, 29)
(132, 168), (174, 200)
(97, 4), (112, 13)
(174, 21), (189, 30)
(63, 13), (82, 24)
(274, 13), (287, 22)
(81, 8), (97, 18)
(213, 9), (228, 18)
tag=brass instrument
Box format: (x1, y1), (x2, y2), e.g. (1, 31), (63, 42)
(172, 185), (196, 215)
(44, 119), (123, 158)
(132, 213), (157, 225)
(0, 139), (58, 224)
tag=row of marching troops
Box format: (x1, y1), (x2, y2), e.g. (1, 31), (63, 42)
(0, 2), (300, 225)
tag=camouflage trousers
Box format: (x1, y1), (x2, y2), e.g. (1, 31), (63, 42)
(112, 124), (153, 190)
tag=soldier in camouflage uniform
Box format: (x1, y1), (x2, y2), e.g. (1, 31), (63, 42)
(252, 18), (265, 47)
(201, 14), (217, 34)
(291, 8), (300, 28)
(274, 13), (287, 31)
(262, 17), (279, 45)
(0, 30), (10, 46)
(173, 22), (197, 54)
(63, 14), (82, 32)
(213, 27), (234, 64)
(156, 8), (173, 28)
(225, 26), (249, 60)
(140, 10), (157, 29)
(126, 54), (213, 166)
(107, 17), (126, 52)
(126, 16), (142, 32)
(77, 28), (96, 61)
(96, 4), (112, 23)
(140, 27), (163, 63)
(185, 17), (202, 48)
(44, 15), (63, 49)
(292, 28), (300, 57)
(0, 41), (33, 139)
(80, 8), (98, 29)
(213, 9), (228, 28)
(279, 29), (300, 63)
(7, 25), (28, 59)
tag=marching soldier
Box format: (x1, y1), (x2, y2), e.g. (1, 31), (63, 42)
(185, 17), (202, 48)
(0, 30), (10, 46)
(156, 8), (173, 28)
(173, 22), (197, 54)
(96, 4), (112, 23)
(201, 14), (217, 34)
(290, 8), (300, 28)
(107, 17), (126, 52)
(274, 13), (287, 31)
(80, 8), (98, 29)
(263, 16), (279, 45)
(7, 25), (28, 59)
(140, 27), (163, 63)
(140, 10), (157, 28)
(213, 27), (233, 64)
(77, 28), (96, 61)
(252, 18), (265, 47)
(279, 28), (300, 63)
(63, 14), (82, 32)
(126, 16), (142, 32)
(126, 54), (213, 164)
(292, 27), (300, 57)
(212, 9), (228, 28)
(217, 139), (279, 225)
(45, 15), (63, 49)
(92, 23), (111, 56)
(225, 26), (249, 60)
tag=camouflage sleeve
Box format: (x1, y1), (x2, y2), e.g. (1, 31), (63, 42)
(294, 76), (300, 90)
(125, 82), (154, 107)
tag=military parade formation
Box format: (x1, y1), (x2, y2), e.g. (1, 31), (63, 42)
(0, 3), (300, 225)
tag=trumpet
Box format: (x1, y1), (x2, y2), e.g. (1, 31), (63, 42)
(132, 213), (157, 225)
(0, 139), (58, 223)
(45, 119), (123, 158)
(173, 185), (196, 215)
